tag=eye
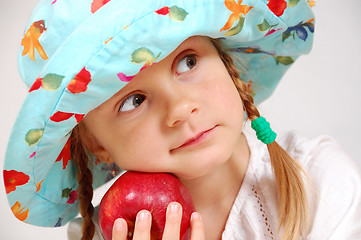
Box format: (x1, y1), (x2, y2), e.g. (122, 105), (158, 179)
(119, 94), (146, 112)
(176, 55), (197, 74)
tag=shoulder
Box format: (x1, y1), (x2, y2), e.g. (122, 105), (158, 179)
(277, 131), (361, 203)
(277, 131), (361, 188)
(243, 123), (361, 198)
(278, 131), (361, 238)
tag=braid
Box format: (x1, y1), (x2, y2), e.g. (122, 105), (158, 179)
(211, 38), (309, 239)
(71, 123), (95, 240)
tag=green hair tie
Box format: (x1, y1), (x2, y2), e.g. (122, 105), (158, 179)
(251, 116), (277, 144)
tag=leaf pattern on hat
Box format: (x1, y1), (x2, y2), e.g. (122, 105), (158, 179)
(155, 6), (188, 22)
(288, 0), (300, 7)
(11, 201), (29, 222)
(25, 129), (44, 146)
(54, 218), (62, 227)
(267, 0), (287, 16)
(282, 19), (315, 42)
(257, 19), (283, 36)
(4, 170), (30, 194)
(273, 56), (294, 65)
(307, 0), (316, 7)
(231, 47), (294, 65)
(21, 20), (48, 62)
(117, 72), (135, 82)
(118, 48), (161, 82)
(131, 47), (160, 66)
(220, 0), (253, 36)
(91, 0), (111, 13)
(36, 180), (44, 192)
(29, 74), (65, 92)
(55, 137), (71, 169)
(67, 67), (92, 94)
(117, 64), (152, 82)
(50, 111), (84, 123)
(62, 188), (78, 204)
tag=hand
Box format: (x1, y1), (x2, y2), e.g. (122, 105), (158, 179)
(111, 202), (205, 240)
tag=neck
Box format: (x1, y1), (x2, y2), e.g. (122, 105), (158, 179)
(180, 133), (250, 239)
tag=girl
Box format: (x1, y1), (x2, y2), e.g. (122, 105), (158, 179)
(3, 0), (361, 240)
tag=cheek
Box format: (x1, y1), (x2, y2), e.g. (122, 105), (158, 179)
(110, 119), (166, 169)
(206, 71), (244, 115)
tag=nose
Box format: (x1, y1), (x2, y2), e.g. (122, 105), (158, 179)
(165, 96), (198, 128)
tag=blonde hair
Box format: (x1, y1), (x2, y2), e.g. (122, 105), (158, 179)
(210, 38), (309, 240)
(70, 37), (309, 240)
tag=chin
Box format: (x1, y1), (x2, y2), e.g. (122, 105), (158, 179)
(177, 146), (233, 180)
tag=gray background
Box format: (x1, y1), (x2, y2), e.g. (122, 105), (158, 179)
(1, 0), (360, 239)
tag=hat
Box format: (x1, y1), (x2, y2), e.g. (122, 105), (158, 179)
(4, 0), (314, 227)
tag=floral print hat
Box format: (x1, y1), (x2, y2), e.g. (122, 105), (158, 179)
(4, 0), (315, 228)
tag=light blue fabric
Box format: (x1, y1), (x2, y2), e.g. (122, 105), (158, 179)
(4, 0), (314, 227)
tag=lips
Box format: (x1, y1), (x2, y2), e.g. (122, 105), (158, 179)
(171, 126), (217, 151)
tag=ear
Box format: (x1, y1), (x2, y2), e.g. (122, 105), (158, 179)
(84, 134), (114, 164)
(92, 146), (114, 164)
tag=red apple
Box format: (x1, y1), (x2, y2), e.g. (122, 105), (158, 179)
(98, 171), (195, 240)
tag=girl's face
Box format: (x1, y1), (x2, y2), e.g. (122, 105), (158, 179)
(84, 36), (245, 180)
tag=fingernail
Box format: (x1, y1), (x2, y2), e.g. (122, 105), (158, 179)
(168, 202), (180, 213)
(191, 212), (201, 220)
(137, 211), (150, 221)
(114, 218), (125, 231)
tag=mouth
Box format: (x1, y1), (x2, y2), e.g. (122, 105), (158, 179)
(171, 126), (217, 152)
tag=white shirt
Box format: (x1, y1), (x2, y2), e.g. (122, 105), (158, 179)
(68, 125), (361, 239)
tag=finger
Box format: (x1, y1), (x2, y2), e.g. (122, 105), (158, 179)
(162, 202), (182, 240)
(112, 218), (128, 240)
(132, 210), (152, 240)
(190, 212), (205, 240)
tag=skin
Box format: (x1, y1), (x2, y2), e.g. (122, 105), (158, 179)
(84, 36), (250, 240)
